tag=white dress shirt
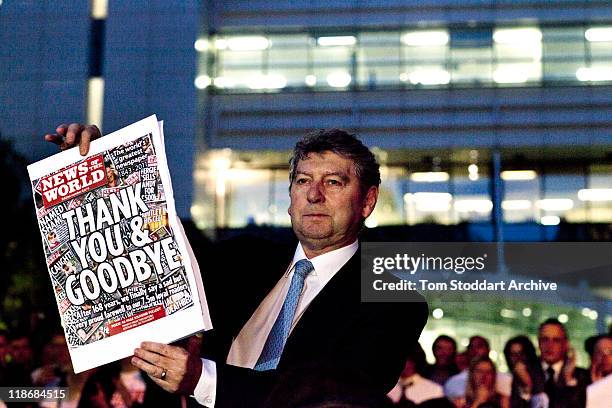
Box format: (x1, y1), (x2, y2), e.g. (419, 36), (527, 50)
(542, 360), (564, 383)
(193, 240), (358, 407)
(387, 373), (444, 404)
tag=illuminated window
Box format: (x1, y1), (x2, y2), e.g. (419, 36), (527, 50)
(450, 28), (493, 85)
(493, 27), (542, 84)
(401, 30), (449, 86)
(542, 27), (585, 82)
(586, 165), (612, 222)
(357, 32), (401, 87)
(313, 35), (355, 88)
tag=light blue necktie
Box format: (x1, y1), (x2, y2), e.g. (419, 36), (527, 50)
(254, 259), (314, 371)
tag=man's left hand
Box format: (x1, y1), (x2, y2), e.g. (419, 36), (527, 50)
(132, 341), (203, 394)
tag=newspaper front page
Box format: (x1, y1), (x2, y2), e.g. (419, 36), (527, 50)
(27, 115), (211, 373)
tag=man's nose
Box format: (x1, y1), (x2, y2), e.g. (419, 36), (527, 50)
(307, 181), (324, 203)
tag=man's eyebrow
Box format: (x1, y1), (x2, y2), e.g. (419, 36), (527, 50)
(324, 171), (350, 181)
(295, 170), (351, 182)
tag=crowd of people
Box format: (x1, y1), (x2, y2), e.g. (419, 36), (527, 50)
(387, 318), (611, 408)
(1, 317), (609, 407)
(0, 328), (203, 408)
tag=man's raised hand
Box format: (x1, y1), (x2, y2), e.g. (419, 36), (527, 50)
(44, 123), (101, 156)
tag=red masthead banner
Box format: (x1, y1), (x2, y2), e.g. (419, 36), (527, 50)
(36, 154), (107, 208)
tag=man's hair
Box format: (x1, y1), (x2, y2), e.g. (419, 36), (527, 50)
(433, 334), (457, 350)
(289, 129), (381, 196)
(468, 335), (490, 350)
(538, 318), (568, 339)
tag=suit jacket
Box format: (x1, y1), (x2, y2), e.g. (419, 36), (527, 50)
(543, 364), (590, 408)
(199, 235), (429, 407)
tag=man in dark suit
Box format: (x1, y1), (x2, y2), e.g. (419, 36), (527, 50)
(538, 318), (590, 408)
(46, 126), (428, 407)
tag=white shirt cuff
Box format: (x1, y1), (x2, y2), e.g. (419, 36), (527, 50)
(192, 358), (217, 407)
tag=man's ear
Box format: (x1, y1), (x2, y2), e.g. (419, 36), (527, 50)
(361, 186), (378, 219)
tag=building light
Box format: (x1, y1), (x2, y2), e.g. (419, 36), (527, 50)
(217, 36), (269, 51)
(247, 74), (287, 90)
(578, 188), (612, 201)
(304, 74), (317, 87)
(585, 27), (612, 42)
(502, 200), (532, 211)
(413, 193), (452, 212)
(364, 217), (378, 228)
(410, 172), (450, 182)
(467, 164), (479, 181)
(316, 36), (356, 46)
(86, 77), (104, 131)
(500, 308), (518, 318)
(326, 72), (352, 87)
(91, 0), (108, 19)
(402, 30), (449, 46)
(194, 75), (211, 89)
(500, 170), (537, 180)
(213, 76), (235, 88)
(454, 199), (493, 213)
(215, 39), (228, 50)
(408, 69), (451, 85)
(493, 28), (542, 44)
(432, 308), (444, 319)
(536, 199), (574, 211)
(540, 215), (561, 226)
(576, 67), (612, 82)
(194, 39), (209, 52)
(493, 68), (529, 84)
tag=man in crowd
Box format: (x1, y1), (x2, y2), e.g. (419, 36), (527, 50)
(585, 335), (611, 408)
(443, 335), (512, 402)
(8, 332), (34, 386)
(538, 318), (590, 408)
(47, 124), (429, 407)
(387, 344), (444, 405)
(425, 335), (459, 386)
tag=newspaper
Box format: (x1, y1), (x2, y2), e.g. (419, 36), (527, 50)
(27, 115), (212, 373)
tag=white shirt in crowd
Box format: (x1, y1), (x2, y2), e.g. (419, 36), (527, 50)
(444, 369), (512, 399)
(387, 373), (444, 405)
(586, 373), (612, 408)
(541, 360), (564, 383)
(193, 241), (358, 407)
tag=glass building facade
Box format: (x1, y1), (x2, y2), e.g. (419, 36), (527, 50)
(195, 24), (612, 93)
(192, 22), (612, 231)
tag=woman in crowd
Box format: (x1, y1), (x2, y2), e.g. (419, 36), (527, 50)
(503, 335), (548, 408)
(465, 356), (509, 408)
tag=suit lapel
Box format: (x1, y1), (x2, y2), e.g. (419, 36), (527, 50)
(278, 251), (360, 367)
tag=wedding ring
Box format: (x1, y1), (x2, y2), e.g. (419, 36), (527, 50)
(160, 368), (167, 380)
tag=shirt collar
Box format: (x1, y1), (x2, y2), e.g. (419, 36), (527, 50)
(542, 359), (564, 376)
(287, 240), (358, 286)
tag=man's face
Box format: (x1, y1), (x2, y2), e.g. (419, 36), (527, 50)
(106, 167), (116, 183)
(538, 324), (568, 364)
(288, 151), (377, 257)
(593, 338), (612, 377)
(9, 337), (32, 365)
(468, 336), (490, 360)
(433, 339), (456, 366)
(472, 361), (495, 388)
